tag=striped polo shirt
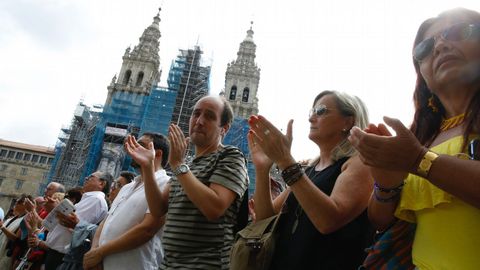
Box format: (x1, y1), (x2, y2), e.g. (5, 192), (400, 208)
(161, 145), (249, 270)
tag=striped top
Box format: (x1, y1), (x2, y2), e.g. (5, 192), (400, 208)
(161, 145), (249, 270)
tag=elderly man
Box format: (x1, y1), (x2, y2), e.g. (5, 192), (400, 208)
(84, 133), (169, 270)
(125, 96), (249, 269)
(31, 172), (112, 270)
(44, 182), (65, 197)
(38, 182), (65, 218)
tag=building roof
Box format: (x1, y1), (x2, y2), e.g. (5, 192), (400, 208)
(0, 139), (55, 155)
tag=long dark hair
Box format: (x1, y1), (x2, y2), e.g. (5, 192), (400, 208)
(411, 8), (480, 148)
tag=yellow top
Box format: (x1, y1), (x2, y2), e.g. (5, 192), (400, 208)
(395, 135), (480, 270)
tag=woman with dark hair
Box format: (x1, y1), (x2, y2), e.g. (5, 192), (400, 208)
(248, 90), (373, 269)
(350, 7), (480, 269)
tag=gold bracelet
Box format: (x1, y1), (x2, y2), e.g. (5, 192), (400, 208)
(417, 151), (439, 178)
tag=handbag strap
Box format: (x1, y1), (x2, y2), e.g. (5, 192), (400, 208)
(245, 213), (282, 269)
(206, 146), (249, 234)
(270, 212), (282, 232)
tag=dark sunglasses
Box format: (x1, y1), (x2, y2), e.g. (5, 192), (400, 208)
(309, 105), (330, 118)
(413, 23), (480, 61)
(468, 139), (480, 160)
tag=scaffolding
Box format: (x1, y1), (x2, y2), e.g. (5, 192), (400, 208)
(169, 46), (211, 137)
(48, 83), (179, 188)
(141, 86), (177, 135)
(48, 103), (101, 189)
(85, 88), (175, 182)
(223, 118), (256, 194)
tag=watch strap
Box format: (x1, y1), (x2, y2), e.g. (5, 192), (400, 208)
(417, 150), (439, 178)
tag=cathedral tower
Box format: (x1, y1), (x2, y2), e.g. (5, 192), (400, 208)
(105, 9), (162, 105)
(224, 22), (261, 119)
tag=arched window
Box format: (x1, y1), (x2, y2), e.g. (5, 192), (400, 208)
(229, 86), (237, 100)
(242, 87), (250, 102)
(135, 72), (144, 86)
(123, 70), (132, 85)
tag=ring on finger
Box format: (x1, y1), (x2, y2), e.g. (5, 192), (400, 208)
(264, 129), (270, 136)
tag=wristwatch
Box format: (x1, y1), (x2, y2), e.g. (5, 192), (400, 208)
(417, 151), (439, 178)
(173, 164), (189, 176)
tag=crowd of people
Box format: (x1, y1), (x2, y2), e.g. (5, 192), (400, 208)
(0, 7), (479, 269)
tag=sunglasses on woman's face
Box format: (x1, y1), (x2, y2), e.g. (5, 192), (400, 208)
(309, 105), (333, 118)
(413, 22), (480, 61)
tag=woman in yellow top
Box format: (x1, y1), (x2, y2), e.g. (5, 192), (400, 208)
(349, 7), (480, 270)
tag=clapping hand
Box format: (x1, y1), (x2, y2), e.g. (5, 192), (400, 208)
(24, 198), (35, 213)
(248, 115), (295, 170)
(353, 122), (408, 186)
(24, 212), (39, 233)
(349, 116), (426, 173)
(124, 135), (155, 169)
(247, 128), (273, 173)
(167, 124), (189, 169)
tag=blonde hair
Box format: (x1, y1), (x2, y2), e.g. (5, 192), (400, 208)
(310, 90), (369, 163)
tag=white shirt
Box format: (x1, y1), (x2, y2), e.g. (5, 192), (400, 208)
(44, 223), (71, 253)
(99, 170), (169, 270)
(75, 191), (108, 224)
(45, 191), (108, 253)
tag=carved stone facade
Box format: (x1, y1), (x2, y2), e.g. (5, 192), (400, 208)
(223, 23), (261, 119)
(105, 9), (162, 105)
(97, 142), (125, 177)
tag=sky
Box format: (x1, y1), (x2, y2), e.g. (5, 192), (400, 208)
(1, 0), (479, 160)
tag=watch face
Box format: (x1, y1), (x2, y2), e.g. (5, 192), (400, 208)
(179, 164), (188, 173)
(174, 164), (189, 176)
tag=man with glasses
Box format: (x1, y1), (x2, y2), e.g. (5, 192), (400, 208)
(56, 171), (112, 229)
(30, 171), (111, 270)
(83, 133), (170, 270)
(107, 171), (135, 204)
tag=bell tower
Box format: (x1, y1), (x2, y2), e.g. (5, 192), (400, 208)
(105, 9), (162, 105)
(224, 22), (261, 119)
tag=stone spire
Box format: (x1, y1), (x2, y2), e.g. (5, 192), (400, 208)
(105, 8), (162, 105)
(224, 22), (261, 119)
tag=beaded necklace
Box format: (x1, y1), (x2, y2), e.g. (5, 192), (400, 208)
(440, 113), (465, 132)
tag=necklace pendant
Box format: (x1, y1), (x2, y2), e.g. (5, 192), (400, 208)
(291, 219), (298, 234)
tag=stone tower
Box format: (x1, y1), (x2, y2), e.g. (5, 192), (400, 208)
(224, 22), (261, 119)
(105, 9), (162, 105)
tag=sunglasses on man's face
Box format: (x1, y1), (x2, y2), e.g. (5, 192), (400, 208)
(413, 23), (480, 62)
(84, 174), (100, 182)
